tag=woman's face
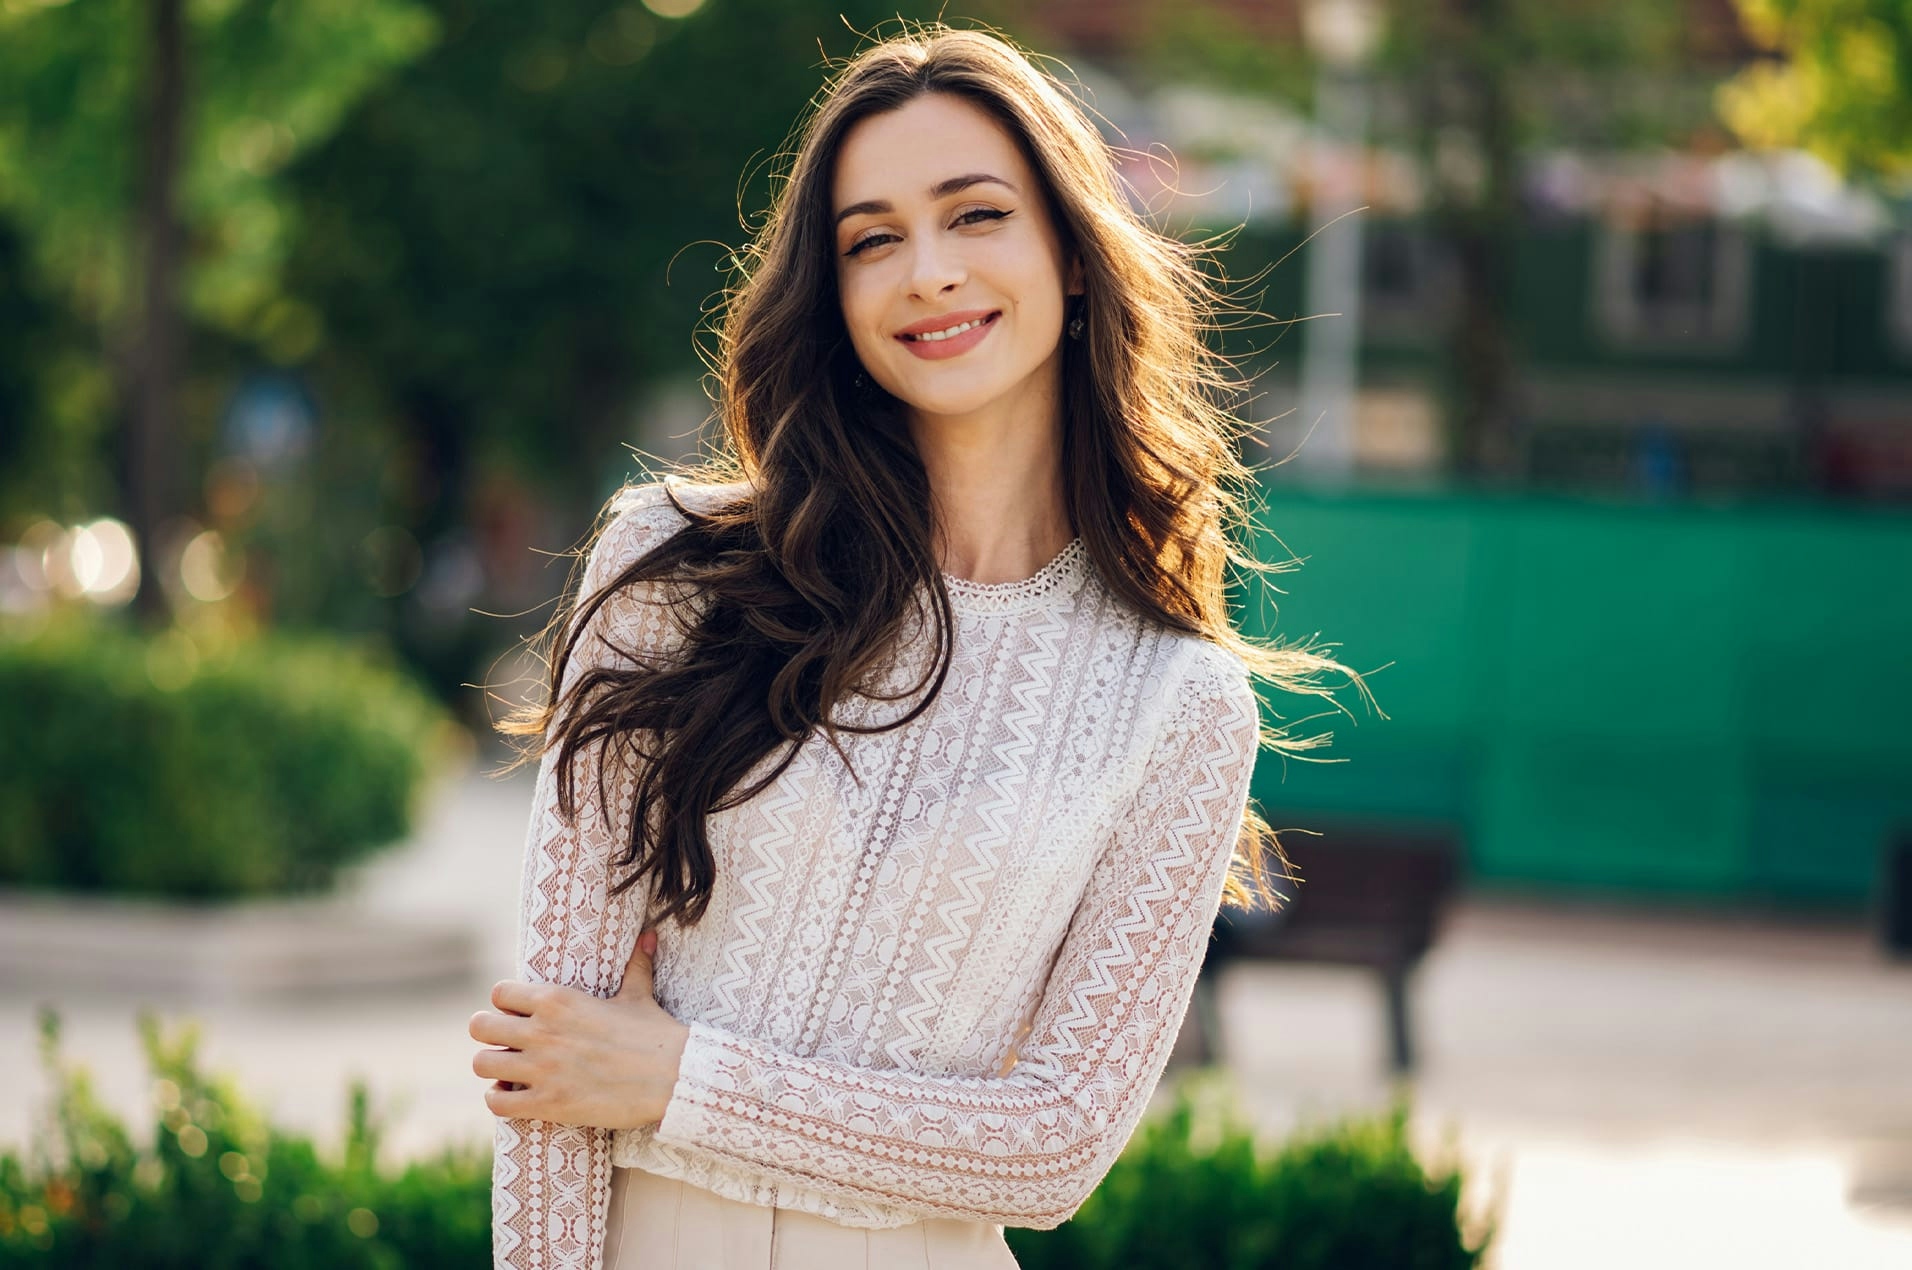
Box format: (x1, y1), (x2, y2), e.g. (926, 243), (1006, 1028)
(831, 92), (1082, 423)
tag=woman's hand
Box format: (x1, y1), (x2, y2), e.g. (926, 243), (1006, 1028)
(468, 928), (689, 1130)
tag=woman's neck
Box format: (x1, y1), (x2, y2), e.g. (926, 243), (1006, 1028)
(909, 399), (1072, 586)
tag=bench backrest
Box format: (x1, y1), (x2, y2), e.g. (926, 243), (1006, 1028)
(1212, 821), (1463, 966)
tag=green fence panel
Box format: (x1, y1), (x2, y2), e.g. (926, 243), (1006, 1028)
(1236, 486), (1912, 907)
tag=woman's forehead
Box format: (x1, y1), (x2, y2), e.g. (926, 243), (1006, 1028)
(832, 96), (1027, 208)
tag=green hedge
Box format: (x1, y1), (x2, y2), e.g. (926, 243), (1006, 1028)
(0, 1008), (491, 1267)
(1, 1009), (1496, 1268)
(1007, 1073), (1498, 1270)
(0, 616), (458, 899)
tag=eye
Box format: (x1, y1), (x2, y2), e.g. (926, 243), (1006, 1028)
(956, 207), (1010, 228)
(842, 207), (1013, 258)
(843, 232), (896, 259)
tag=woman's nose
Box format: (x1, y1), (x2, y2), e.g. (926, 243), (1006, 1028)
(906, 236), (964, 298)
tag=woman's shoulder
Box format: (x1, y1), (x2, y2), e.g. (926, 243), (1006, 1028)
(590, 476), (753, 581)
(1154, 629), (1258, 732)
(605, 475), (754, 525)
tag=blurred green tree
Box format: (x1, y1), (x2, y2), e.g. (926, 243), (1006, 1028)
(1717, 0), (1912, 180)
(0, 0), (439, 619)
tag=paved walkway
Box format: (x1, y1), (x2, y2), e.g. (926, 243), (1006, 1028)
(5, 758), (1910, 1268)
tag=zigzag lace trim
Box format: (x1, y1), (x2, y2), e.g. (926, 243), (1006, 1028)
(939, 536), (1088, 615)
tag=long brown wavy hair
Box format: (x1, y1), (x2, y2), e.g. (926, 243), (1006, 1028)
(496, 21), (1377, 932)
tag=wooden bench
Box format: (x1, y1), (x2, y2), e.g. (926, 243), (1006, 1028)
(1180, 821), (1463, 1074)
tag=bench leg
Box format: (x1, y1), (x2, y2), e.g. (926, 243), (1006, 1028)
(1383, 965), (1413, 1074)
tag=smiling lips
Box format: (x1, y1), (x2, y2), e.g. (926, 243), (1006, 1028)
(895, 309), (1001, 361)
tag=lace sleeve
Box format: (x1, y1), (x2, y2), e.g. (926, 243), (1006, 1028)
(648, 648), (1263, 1228)
(491, 481), (692, 1270)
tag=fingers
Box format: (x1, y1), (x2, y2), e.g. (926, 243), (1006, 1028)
(490, 978), (542, 1016)
(473, 992), (543, 1119)
(615, 929), (660, 1001)
(468, 1008), (530, 1047)
(472, 1045), (530, 1083)
(484, 1081), (533, 1119)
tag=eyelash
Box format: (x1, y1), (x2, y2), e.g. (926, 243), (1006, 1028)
(843, 207), (1010, 257)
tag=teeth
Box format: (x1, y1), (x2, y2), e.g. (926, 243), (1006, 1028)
(909, 315), (990, 341)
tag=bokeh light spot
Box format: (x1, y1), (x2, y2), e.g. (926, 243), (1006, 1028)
(72, 517), (140, 605)
(180, 530), (243, 603)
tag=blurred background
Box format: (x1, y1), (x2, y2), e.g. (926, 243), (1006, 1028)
(1, 0), (1908, 1266)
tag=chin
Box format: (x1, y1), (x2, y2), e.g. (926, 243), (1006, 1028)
(891, 384), (1008, 418)
(887, 365), (1024, 414)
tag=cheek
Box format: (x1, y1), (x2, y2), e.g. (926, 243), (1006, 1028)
(998, 245), (1066, 313)
(837, 275), (883, 347)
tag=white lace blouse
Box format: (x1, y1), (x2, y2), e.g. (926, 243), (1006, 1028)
(491, 478), (1262, 1269)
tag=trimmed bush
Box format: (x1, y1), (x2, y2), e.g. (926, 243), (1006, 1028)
(1006, 1071), (1499, 1270)
(0, 615), (459, 898)
(0, 1015), (1497, 1268)
(0, 1007), (491, 1267)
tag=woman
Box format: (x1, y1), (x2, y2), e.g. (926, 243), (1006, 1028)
(470, 21), (1365, 1270)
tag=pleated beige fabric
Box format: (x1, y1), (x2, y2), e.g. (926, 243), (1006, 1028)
(602, 1166), (1022, 1270)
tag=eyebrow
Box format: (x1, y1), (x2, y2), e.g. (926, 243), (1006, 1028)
(833, 173), (1020, 229)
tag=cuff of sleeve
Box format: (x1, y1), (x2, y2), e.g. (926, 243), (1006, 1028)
(653, 1016), (730, 1149)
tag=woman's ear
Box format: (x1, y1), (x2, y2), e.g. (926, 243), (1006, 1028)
(1067, 253), (1085, 297)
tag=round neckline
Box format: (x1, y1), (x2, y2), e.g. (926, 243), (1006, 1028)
(938, 535), (1089, 615)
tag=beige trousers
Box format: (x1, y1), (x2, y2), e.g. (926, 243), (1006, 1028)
(602, 1165), (1022, 1270)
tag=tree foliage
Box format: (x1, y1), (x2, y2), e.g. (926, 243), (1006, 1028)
(1718, 0), (1912, 180)
(0, 0), (438, 527)
(0, 0), (438, 351)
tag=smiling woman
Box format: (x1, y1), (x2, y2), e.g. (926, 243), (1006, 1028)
(478, 18), (1367, 1270)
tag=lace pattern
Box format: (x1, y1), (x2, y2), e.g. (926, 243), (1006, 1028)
(939, 536), (1088, 615)
(492, 479), (1261, 1265)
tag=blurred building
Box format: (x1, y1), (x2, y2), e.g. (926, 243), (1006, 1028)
(1011, 0), (1912, 502)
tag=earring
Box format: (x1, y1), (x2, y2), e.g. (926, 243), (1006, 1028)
(853, 369), (869, 390)
(1067, 300), (1085, 341)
